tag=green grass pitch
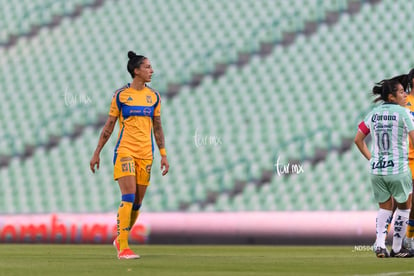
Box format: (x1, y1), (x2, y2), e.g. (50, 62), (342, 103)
(0, 245), (414, 276)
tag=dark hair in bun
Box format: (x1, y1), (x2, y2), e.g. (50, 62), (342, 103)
(128, 51), (137, 59)
(127, 51), (146, 78)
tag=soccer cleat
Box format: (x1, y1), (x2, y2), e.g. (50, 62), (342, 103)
(403, 237), (414, 251)
(375, 247), (389, 258)
(390, 247), (414, 258)
(113, 238), (120, 255)
(118, 248), (140, 260)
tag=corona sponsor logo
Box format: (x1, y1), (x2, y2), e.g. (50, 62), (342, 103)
(371, 114), (397, 122)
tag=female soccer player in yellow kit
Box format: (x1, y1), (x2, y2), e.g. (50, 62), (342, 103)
(90, 51), (169, 259)
(404, 69), (414, 247)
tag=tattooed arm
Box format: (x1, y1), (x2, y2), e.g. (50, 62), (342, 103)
(90, 115), (118, 173)
(153, 116), (169, 175)
(153, 116), (165, 150)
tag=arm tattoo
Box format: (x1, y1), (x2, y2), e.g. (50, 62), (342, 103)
(153, 116), (165, 149)
(102, 128), (112, 140)
(95, 117), (116, 153)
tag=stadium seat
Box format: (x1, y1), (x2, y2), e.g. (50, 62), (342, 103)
(0, 0), (406, 214)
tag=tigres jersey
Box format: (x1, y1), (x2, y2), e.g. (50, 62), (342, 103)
(109, 84), (161, 161)
(406, 94), (414, 159)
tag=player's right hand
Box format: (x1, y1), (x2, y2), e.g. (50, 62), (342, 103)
(90, 154), (100, 173)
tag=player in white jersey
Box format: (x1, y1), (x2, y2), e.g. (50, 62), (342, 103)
(355, 78), (414, 258)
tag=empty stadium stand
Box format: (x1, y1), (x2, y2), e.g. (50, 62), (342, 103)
(0, 0), (411, 214)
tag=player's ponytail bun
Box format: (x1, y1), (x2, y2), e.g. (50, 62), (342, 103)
(128, 51), (137, 60)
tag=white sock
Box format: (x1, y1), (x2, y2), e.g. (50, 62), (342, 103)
(376, 208), (393, 248)
(392, 208), (410, 252)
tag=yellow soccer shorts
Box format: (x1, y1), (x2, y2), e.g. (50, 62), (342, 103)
(113, 153), (153, 185)
(410, 159), (414, 181)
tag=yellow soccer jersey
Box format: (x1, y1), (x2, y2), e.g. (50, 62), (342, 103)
(109, 84), (161, 160)
(406, 94), (414, 159)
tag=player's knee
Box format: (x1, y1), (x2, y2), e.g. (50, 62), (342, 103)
(132, 203), (142, 211)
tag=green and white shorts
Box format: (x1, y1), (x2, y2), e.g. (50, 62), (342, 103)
(370, 171), (412, 204)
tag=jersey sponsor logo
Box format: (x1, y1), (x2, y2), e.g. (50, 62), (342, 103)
(120, 156), (133, 162)
(371, 114), (397, 122)
(143, 107), (152, 116)
(371, 159), (395, 170)
(122, 105), (154, 117)
(127, 96), (133, 101)
(129, 109), (141, 115)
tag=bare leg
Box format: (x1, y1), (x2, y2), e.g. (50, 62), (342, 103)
(129, 185), (148, 228)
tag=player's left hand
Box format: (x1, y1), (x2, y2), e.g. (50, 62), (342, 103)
(161, 156), (169, 176)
